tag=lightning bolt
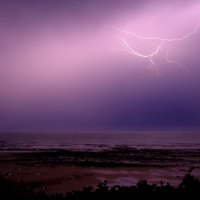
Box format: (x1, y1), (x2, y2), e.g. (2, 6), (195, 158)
(164, 45), (189, 72)
(116, 23), (200, 73)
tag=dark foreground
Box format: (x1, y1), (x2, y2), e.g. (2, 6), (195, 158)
(0, 147), (200, 197)
(1, 172), (200, 199)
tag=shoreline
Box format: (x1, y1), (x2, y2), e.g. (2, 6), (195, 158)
(0, 148), (200, 194)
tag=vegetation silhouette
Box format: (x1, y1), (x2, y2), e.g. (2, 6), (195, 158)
(1, 171), (200, 199)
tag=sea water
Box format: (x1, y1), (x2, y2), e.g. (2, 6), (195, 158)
(0, 131), (200, 151)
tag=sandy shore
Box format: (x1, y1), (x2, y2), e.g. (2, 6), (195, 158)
(0, 148), (200, 194)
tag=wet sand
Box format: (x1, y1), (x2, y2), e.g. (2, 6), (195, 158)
(0, 148), (200, 194)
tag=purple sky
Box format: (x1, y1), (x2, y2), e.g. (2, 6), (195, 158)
(0, 0), (200, 132)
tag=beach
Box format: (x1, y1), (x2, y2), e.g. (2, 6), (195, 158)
(1, 148), (200, 194)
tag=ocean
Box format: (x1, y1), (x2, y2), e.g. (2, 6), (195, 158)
(0, 131), (200, 151)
